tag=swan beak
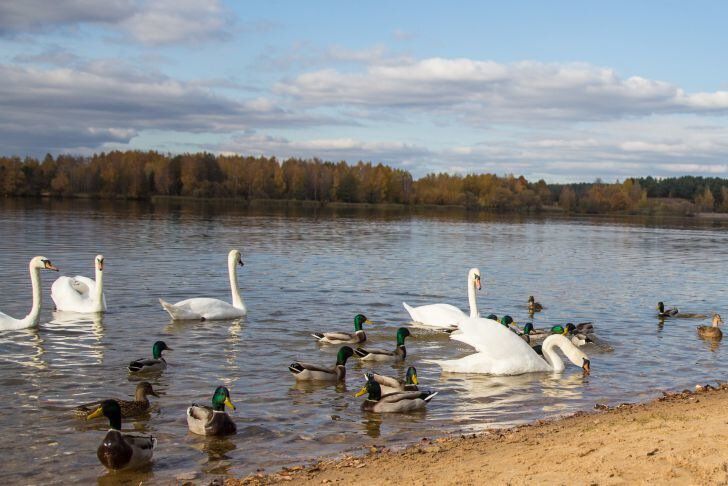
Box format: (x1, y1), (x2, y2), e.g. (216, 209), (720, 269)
(87, 406), (104, 420)
(224, 397), (236, 411)
(97, 261), (104, 271)
(475, 277), (481, 291)
(44, 261), (59, 271)
(582, 359), (591, 375)
(355, 386), (367, 397)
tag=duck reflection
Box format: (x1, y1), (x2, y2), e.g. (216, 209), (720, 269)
(361, 414), (382, 438)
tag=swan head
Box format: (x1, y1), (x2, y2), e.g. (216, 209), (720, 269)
(31, 256), (59, 272)
(355, 373), (382, 400)
(228, 249), (244, 267)
(211, 386), (235, 412)
(354, 314), (371, 330)
(396, 327), (411, 346)
(469, 268), (482, 291)
(95, 254), (104, 272)
(152, 340), (172, 359)
(336, 346), (355, 365)
(405, 366), (418, 385)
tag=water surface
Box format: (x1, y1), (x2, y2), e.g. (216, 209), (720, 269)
(1, 199), (726, 483)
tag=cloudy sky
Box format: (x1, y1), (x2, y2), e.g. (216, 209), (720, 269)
(1, 1), (727, 182)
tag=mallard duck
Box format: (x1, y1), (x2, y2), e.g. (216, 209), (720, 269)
(311, 314), (372, 344)
(288, 346), (354, 382)
(528, 296), (543, 312)
(354, 327), (410, 362)
(187, 386), (237, 436)
(355, 373), (437, 412)
(563, 322), (597, 346)
(371, 366), (419, 395)
(499, 315), (514, 327)
(697, 314), (724, 340)
(657, 301), (679, 318)
(128, 341), (172, 373)
(87, 399), (156, 471)
(75, 382), (158, 419)
(486, 314), (498, 321)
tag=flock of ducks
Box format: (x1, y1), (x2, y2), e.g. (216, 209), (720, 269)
(0, 250), (723, 472)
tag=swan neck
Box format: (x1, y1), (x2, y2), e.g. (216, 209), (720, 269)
(229, 258), (246, 312)
(541, 339), (565, 372)
(467, 273), (478, 318)
(25, 264), (43, 327)
(94, 265), (104, 310)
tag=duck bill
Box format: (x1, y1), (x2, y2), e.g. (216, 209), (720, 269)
(87, 406), (103, 420)
(412, 374), (419, 385)
(354, 386), (367, 397)
(365, 320), (374, 325)
(582, 359), (591, 375)
(224, 397), (236, 411)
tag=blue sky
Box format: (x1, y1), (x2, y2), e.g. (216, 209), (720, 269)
(1, 1), (727, 182)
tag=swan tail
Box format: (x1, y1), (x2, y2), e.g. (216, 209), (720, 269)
(159, 298), (199, 320)
(402, 302), (417, 321)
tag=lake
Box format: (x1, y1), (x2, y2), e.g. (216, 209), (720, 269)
(0, 198), (726, 484)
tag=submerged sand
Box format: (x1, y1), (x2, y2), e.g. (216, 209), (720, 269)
(230, 382), (728, 485)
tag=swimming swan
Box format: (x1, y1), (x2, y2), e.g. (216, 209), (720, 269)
(159, 249), (247, 320)
(51, 254), (107, 313)
(429, 316), (591, 375)
(0, 256), (59, 331)
(403, 268), (481, 329)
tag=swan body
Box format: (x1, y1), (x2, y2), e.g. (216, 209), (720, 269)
(87, 400), (155, 471)
(128, 341), (172, 373)
(0, 256), (59, 331)
(187, 386), (237, 436)
(403, 268), (481, 329)
(75, 382), (158, 419)
(430, 317), (590, 375)
(355, 328), (410, 362)
(160, 249), (246, 320)
(355, 374), (437, 413)
(51, 255), (106, 313)
(288, 346), (354, 382)
(312, 314), (371, 344)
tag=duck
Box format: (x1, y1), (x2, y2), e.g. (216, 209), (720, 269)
(288, 346), (354, 382)
(355, 373), (437, 413)
(187, 386), (237, 436)
(128, 341), (172, 373)
(354, 327), (411, 362)
(403, 268), (481, 330)
(657, 301), (679, 318)
(0, 256), (59, 331)
(371, 366), (419, 395)
(51, 254), (107, 313)
(429, 316), (591, 376)
(311, 314), (372, 344)
(75, 382), (158, 419)
(527, 295), (543, 312)
(697, 314), (724, 340)
(564, 322), (597, 346)
(87, 399), (156, 471)
(159, 249), (247, 320)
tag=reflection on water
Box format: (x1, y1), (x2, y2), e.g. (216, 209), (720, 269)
(0, 199), (727, 483)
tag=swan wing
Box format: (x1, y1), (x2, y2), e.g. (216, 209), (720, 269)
(403, 302), (465, 328)
(0, 311), (30, 330)
(160, 297), (244, 320)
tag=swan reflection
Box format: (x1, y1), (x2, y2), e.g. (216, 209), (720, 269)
(0, 327), (47, 370)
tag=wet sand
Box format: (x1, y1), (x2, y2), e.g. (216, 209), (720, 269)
(231, 382), (728, 485)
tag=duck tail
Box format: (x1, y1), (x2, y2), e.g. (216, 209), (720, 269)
(311, 333), (325, 341)
(128, 360), (142, 372)
(354, 348), (369, 358)
(288, 363), (304, 374)
(424, 391), (439, 402)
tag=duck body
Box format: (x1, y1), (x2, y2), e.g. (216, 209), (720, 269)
(657, 301), (679, 318)
(312, 314), (371, 344)
(403, 268), (481, 329)
(697, 314), (723, 339)
(160, 249), (246, 320)
(355, 328), (410, 362)
(289, 346), (354, 382)
(527, 295), (543, 312)
(128, 341), (171, 373)
(88, 400), (155, 471)
(75, 382), (158, 419)
(187, 386), (237, 436)
(51, 255), (106, 313)
(356, 374), (437, 413)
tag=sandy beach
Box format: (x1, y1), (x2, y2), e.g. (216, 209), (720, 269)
(231, 382), (728, 485)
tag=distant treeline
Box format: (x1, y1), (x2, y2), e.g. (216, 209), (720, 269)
(2, 151), (728, 214)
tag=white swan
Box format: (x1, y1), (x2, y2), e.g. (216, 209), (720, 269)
(403, 267), (481, 329)
(51, 254), (107, 313)
(159, 249), (247, 320)
(429, 316), (591, 375)
(0, 256), (59, 331)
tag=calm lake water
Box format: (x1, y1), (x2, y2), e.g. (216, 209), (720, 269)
(1, 199), (727, 484)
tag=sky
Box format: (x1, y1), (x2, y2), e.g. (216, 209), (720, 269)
(1, 1), (727, 182)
